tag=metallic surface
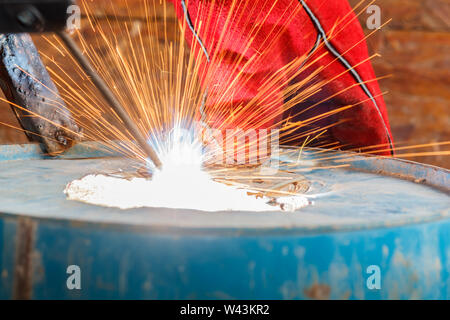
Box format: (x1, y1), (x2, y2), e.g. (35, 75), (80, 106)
(0, 143), (449, 299)
(0, 33), (81, 154)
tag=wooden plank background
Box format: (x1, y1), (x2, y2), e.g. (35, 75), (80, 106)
(348, 0), (450, 167)
(0, 0), (448, 168)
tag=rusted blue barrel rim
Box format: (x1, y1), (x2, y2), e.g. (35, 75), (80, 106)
(0, 142), (448, 236)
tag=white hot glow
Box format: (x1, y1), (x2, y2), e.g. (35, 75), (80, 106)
(65, 128), (310, 212)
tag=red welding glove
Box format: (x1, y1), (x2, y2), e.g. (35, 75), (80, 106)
(169, 0), (394, 155)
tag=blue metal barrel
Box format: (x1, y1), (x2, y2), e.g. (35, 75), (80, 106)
(0, 143), (449, 299)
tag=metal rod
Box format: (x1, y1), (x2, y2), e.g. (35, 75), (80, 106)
(57, 31), (162, 170)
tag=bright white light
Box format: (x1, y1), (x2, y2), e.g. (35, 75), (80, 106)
(65, 127), (310, 212)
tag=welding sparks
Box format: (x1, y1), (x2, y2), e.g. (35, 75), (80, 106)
(1, 0), (448, 212)
(11, 0), (445, 164)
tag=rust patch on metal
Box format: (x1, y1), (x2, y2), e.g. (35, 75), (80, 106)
(13, 217), (36, 300)
(304, 283), (331, 300)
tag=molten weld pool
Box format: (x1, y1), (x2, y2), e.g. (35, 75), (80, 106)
(0, 142), (449, 299)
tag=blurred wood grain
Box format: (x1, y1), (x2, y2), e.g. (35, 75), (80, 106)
(349, 0), (450, 167)
(0, 0), (448, 167)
